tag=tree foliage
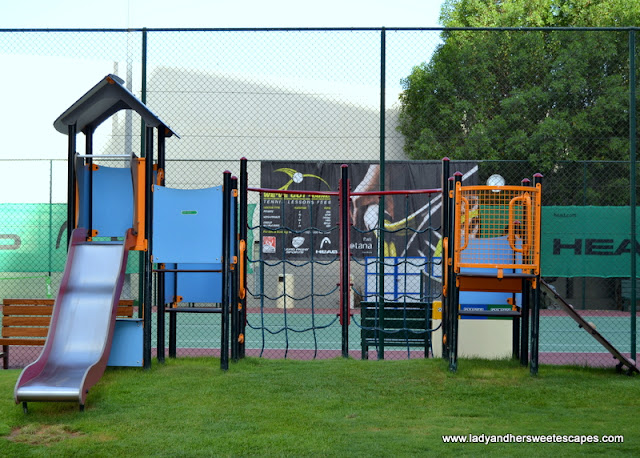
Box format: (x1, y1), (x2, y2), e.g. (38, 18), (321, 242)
(398, 0), (640, 176)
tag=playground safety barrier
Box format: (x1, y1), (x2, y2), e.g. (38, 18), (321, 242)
(238, 158), (444, 360)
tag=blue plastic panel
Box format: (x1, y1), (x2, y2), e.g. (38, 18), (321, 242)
(460, 290), (514, 305)
(364, 256), (427, 302)
(459, 236), (523, 265)
(164, 263), (222, 303)
(92, 166), (134, 237)
(107, 318), (143, 367)
(153, 186), (223, 264)
(459, 291), (521, 321)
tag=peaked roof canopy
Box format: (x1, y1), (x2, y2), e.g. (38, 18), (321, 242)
(54, 74), (178, 138)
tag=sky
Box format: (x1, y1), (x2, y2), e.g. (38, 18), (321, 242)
(0, 1), (445, 203)
(0, 0), (444, 29)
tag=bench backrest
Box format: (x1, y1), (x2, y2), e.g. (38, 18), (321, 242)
(1, 299), (135, 345)
(360, 301), (430, 339)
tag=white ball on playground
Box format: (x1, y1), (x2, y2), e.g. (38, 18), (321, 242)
(487, 174), (505, 186)
(487, 174), (505, 192)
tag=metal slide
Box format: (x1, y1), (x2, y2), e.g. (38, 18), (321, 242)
(541, 279), (639, 375)
(14, 228), (132, 411)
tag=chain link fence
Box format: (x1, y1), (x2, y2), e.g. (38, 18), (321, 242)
(1, 28), (638, 368)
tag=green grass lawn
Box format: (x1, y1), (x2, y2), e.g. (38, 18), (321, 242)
(1, 357), (638, 456)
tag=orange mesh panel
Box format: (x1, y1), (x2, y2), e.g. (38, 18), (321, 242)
(453, 182), (541, 275)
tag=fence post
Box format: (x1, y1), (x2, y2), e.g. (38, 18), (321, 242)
(379, 26), (386, 185)
(377, 28), (387, 360)
(340, 164), (351, 358)
(629, 29), (637, 362)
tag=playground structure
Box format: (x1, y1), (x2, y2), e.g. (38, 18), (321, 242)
(440, 161), (543, 374)
(8, 74), (639, 412)
(13, 75), (238, 412)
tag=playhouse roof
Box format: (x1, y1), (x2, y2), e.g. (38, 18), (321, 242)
(53, 74), (178, 138)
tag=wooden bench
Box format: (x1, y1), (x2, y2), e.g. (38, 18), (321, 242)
(1, 298), (135, 369)
(360, 301), (432, 359)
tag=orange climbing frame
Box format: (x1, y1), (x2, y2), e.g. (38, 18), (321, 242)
(453, 182), (542, 279)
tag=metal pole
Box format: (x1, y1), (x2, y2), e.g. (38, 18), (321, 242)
(143, 126), (154, 369)
(156, 130), (166, 364)
(340, 164), (351, 358)
(137, 27), (148, 322)
(66, 124), (77, 248)
(221, 171), (232, 371)
(449, 172), (463, 372)
(169, 304), (177, 358)
(582, 162), (587, 310)
(445, 176), (456, 361)
(519, 178), (532, 367)
(141, 28), (148, 111)
(630, 29), (637, 362)
(239, 158), (249, 359)
(530, 173), (543, 376)
(441, 158), (450, 360)
(85, 131), (93, 238)
(377, 27), (386, 360)
(231, 176), (240, 362)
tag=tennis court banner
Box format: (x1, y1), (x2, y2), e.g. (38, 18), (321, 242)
(0, 204), (140, 273)
(542, 206), (639, 278)
(0, 203), (67, 273)
(259, 161), (478, 260)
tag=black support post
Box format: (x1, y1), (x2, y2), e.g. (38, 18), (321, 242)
(519, 178), (531, 368)
(169, 312), (177, 358)
(143, 126), (154, 370)
(530, 173), (543, 376)
(221, 171), (232, 371)
(239, 158), (248, 359)
(441, 158), (450, 360)
(85, 131), (93, 238)
(448, 172), (463, 372)
(156, 130), (166, 364)
(520, 280), (530, 367)
(230, 175), (240, 363)
(444, 176), (456, 360)
(66, 124), (77, 248)
(340, 165), (351, 358)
